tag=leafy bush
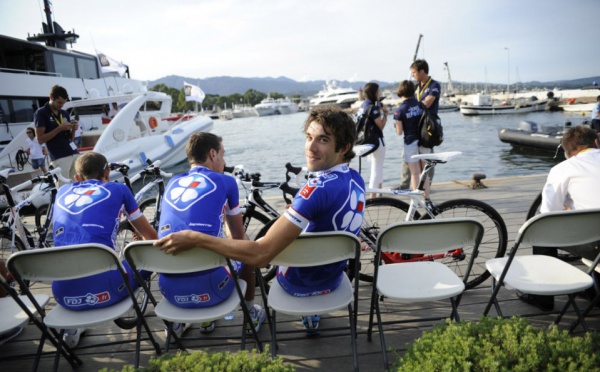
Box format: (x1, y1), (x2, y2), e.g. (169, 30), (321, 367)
(395, 316), (600, 371)
(101, 348), (295, 372)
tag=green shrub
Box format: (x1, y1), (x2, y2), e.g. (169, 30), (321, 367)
(101, 347), (295, 372)
(395, 316), (600, 371)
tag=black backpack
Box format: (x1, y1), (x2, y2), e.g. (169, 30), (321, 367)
(355, 105), (382, 156)
(418, 107), (443, 148)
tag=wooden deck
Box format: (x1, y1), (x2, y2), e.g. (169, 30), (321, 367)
(2, 173), (600, 372)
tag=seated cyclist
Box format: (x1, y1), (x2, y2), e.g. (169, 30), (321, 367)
(155, 105), (366, 335)
(52, 152), (157, 347)
(157, 132), (265, 337)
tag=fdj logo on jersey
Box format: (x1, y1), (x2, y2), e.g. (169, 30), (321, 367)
(64, 291), (111, 307)
(57, 184), (111, 214)
(174, 293), (210, 304)
(165, 173), (217, 211)
(299, 173), (338, 199)
(333, 179), (365, 234)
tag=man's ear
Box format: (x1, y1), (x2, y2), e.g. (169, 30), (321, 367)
(74, 174), (83, 182)
(595, 139), (600, 149)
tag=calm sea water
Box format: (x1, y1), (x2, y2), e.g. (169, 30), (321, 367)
(164, 109), (590, 193)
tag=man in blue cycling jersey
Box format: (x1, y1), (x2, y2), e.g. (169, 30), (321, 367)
(157, 132), (266, 337)
(155, 105), (366, 334)
(52, 152), (157, 347)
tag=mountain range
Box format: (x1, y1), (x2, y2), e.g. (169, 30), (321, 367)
(148, 75), (600, 97)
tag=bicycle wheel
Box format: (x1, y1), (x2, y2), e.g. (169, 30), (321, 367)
(356, 197), (416, 283)
(138, 198), (159, 229)
(254, 218), (278, 284)
(421, 198), (508, 290)
(113, 220), (151, 329)
(0, 231), (28, 293)
(243, 209), (271, 241)
(34, 204), (54, 247)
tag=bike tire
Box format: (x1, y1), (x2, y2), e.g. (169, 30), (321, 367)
(254, 218), (278, 284)
(356, 197), (417, 283)
(0, 231), (29, 293)
(420, 198), (508, 290)
(113, 220), (150, 329)
(34, 204), (54, 247)
(243, 209), (271, 241)
(138, 198), (159, 230)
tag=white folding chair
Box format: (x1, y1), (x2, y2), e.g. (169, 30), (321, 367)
(7, 244), (162, 370)
(483, 208), (600, 332)
(264, 231), (361, 372)
(0, 273), (82, 371)
(366, 217), (484, 369)
(563, 253), (600, 332)
(123, 240), (263, 352)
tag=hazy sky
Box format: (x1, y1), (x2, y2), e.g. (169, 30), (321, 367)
(2, 0), (599, 85)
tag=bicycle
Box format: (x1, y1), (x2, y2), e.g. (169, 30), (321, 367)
(356, 151), (508, 290)
(111, 159), (171, 329)
(224, 163), (304, 283)
(0, 167), (69, 260)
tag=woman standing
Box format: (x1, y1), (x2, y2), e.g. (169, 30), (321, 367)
(393, 80), (432, 198)
(359, 82), (388, 198)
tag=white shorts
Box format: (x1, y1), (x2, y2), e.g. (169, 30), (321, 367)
(404, 140), (432, 163)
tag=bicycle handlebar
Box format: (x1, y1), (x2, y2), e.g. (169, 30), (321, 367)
(129, 159), (172, 183)
(11, 167), (66, 193)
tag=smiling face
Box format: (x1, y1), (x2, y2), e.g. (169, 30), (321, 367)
(305, 121), (347, 171)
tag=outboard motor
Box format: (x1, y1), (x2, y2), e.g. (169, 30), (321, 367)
(517, 121), (538, 133)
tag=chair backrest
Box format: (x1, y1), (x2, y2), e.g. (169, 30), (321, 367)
(123, 240), (229, 274)
(270, 231), (360, 267)
(7, 244), (120, 282)
(377, 217), (484, 255)
(517, 208), (600, 248)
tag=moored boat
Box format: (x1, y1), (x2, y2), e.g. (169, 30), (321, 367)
(309, 81), (359, 109)
(498, 120), (590, 153)
(460, 94), (548, 116)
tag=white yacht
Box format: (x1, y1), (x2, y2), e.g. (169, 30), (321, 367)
(309, 81), (359, 109)
(254, 96), (298, 117)
(232, 104), (258, 118)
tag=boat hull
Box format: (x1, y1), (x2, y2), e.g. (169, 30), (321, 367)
(461, 101), (547, 116)
(498, 128), (562, 152)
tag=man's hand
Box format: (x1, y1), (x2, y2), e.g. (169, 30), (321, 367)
(154, 230), (199, 255)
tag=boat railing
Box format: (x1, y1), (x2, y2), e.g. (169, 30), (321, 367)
(0, 67), (62, 77)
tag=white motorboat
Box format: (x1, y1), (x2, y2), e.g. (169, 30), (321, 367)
(0, 91), (213, 182)
(459, 94), (548, 116)
(254, 96), (298, 116)
(218, 109), (234, 121)
(309, 81), (359, 109)
(232, 104), (258, 118)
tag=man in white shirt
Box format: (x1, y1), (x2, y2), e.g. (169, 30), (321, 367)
(520, 126), (600, 310)
(108, 102), (120, 118)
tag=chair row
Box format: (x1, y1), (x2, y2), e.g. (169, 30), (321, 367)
(3, 209), (600, 371)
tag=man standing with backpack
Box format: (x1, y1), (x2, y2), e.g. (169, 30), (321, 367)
(399, 59), (441, 190)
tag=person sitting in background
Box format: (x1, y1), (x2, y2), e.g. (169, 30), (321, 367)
(519, 126), (600, 310)
(108, 102), (120, 118)
(51, 152), (157, 348)
(25, 128), (47, 174)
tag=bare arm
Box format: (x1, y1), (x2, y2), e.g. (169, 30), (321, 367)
(394, 120), (404, 135)
(373, 105), (388, 131)
(225, 213), (248, 240)
(130, 216), (158, 240)
(154, 217), (302, 268)
(421, 95), (436, 109)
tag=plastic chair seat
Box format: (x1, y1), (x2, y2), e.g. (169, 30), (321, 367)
(377, 262), (465, 302)
(44, 292), (137, 329)
(0, 294), (49, 333)
(268, 275), (353, 316)
(487, 255), (593, 296)
(155, 280), (246, 323)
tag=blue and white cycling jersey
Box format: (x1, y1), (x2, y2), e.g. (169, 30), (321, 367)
(279, 163), (366, 296)
(53, 180), (141, 248)
(51, 180), (145, 310)
(158, 166), (243, 308)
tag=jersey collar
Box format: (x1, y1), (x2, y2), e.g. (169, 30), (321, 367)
(309, 163), (349, 178)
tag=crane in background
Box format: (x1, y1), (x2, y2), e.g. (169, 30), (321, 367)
(444, 62), (455, 97)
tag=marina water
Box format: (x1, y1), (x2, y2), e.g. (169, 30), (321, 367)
(165, 109), (588, 194)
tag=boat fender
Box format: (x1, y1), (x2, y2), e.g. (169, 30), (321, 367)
(149, 116), (158, 129)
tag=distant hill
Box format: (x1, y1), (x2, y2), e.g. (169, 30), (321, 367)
(148, 75), (600, 97)
(149, 75), (391, 96)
